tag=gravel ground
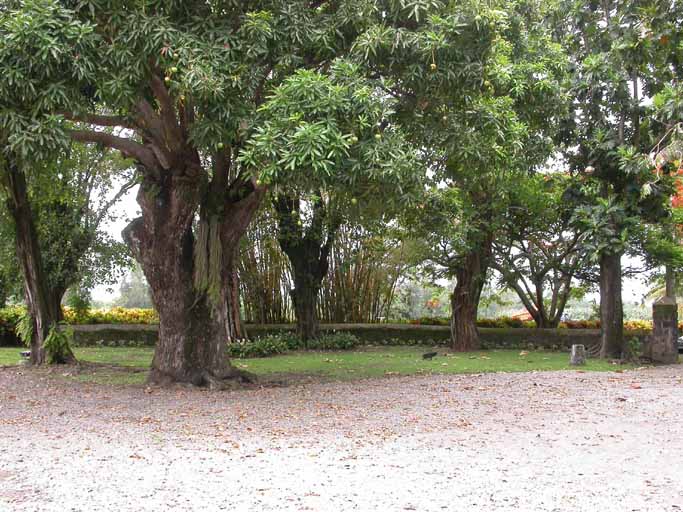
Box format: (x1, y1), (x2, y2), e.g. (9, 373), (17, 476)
(1, 364), (682, 511)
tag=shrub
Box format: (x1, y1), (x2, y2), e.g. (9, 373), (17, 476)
(227, 333), (292, 358)
(476, 318), (500, 328)
(624, 320), (651, 331)
(624, 336), (643, 360)
(503, 316), (524, 328)
(0, 305), (27, 343)
(227, 331), (361, 358)
(276, 331), (303, 351)
(64, 287), (92, 319)
(15, 311), (33, 347)
(1, 306), (160, 331)
(308, 332), (360, 350)
(43, 324), (74, 364)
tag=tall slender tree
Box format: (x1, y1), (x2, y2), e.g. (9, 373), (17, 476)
(553, 0), (682, 357)
(0, 143), (129, 363)
(354, 0), (568, 350)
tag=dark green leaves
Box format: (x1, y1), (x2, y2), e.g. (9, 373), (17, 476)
(239, 61), (421, 208)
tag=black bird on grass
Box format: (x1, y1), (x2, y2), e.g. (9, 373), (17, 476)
(422, 351), (438, 360)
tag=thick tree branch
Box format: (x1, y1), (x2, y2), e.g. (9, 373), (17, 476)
(134, 99), (168, 147)
(69, 130), (160, 172)
(61, 112), (132, 129)
(491, 260), (539, 319)
(149, 74), (183, 146)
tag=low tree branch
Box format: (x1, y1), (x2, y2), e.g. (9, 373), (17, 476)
(69, 130), (160, 172)
(61, 112), (133, 129)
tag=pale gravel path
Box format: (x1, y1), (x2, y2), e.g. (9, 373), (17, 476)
(1, 365), (682, 511)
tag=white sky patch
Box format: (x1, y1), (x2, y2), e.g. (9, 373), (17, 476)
(90, 183), (140, 302)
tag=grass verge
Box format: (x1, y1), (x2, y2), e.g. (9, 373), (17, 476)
(0, 345), (642, 387)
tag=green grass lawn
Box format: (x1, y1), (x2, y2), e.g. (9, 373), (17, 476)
(235, 345), (636, 379)
(0, 345), (638, 386)
(0, 346), (156, 368)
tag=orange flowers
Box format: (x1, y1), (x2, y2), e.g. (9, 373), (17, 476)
(652, 167), (683, 207)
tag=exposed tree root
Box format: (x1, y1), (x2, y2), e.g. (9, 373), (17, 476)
(147, 365), (258, 390)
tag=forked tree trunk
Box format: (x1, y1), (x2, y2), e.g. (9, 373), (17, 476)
(274, 195), (336, 343)
(450, 237), (491, 352)
(123, 170), (262, 387)
(492, 262), (572, 330)
(531, 278), (562, 329)
(534, 316), (561, 329)
(3, 160), (74, 364)
(67, 73), (263, 385)
(599, 250), (624, 359)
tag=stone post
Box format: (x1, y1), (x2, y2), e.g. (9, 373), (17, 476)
(569, 344), (586, 366)
(645, 296), (678, 364)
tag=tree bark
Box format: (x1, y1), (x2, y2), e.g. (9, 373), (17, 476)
(123, 167), (262, 387)
(3, 160), (75, 364)
(450, 237), (492, 351)
(290, 269), (323, 342)
(226, 260), (246, 340)
(599, 250), (624, 359)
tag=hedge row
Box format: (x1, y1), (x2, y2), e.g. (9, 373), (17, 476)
(0, 306), (659, 350)
(78, 328), (650, 358)
(64, 323), (651, 357)
(63, 307), (159, 325)
(0, 306), (160, 342)
(227, 332), (361, 358)
(226, 331), (579, 359)
(410, 316), (654, 331)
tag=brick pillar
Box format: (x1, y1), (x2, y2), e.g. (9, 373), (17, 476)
(645, 297), (678, 364)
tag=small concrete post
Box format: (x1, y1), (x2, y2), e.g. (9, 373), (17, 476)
(570, 344), (586, 366)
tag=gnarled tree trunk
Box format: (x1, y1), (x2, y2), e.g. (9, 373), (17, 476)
(123, 165), (262, 387)
(599, 250), (623, 359)
(3, 159), (74, 364)
(450, 236), (492, 351)
(71, 73), (267, 386)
